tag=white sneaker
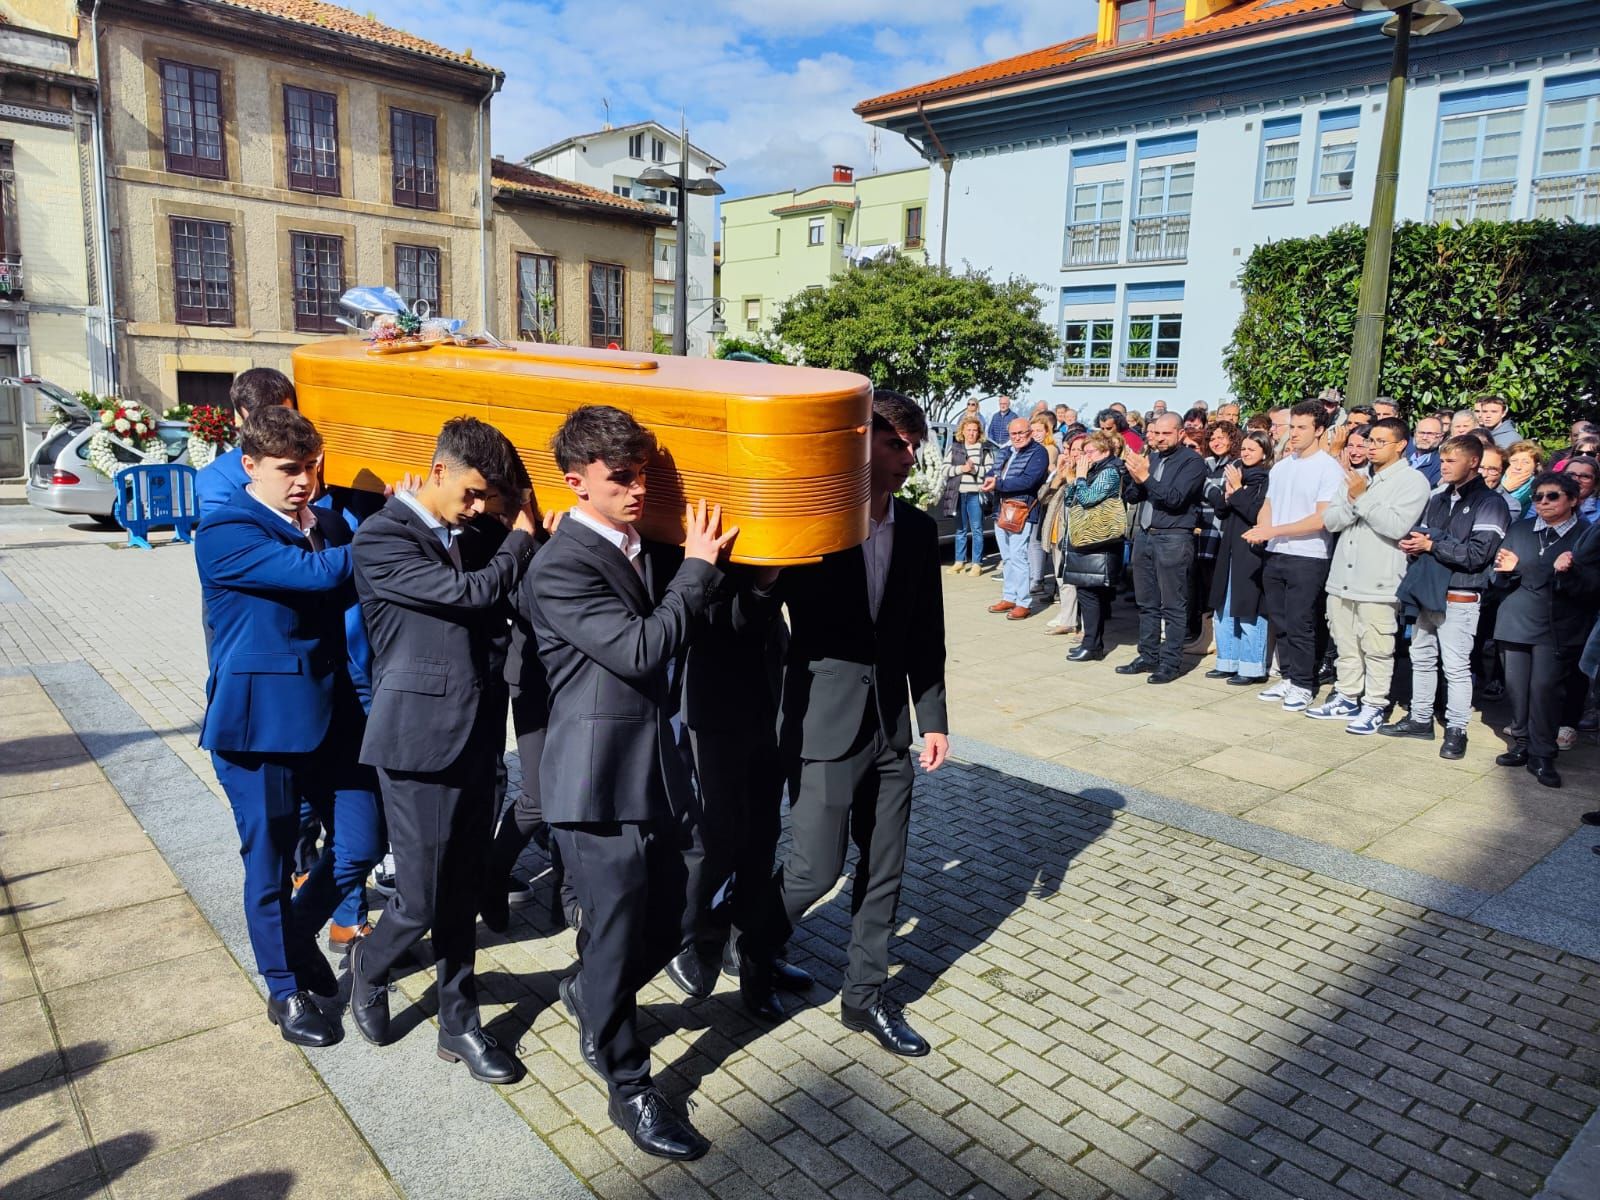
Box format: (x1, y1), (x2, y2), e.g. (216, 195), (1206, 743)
(1346, 704), (1386, 736)
(1258, 679), (1291, 702)
(1305, 693), (1360, 720)
(1557, 725), (1577, 751)
(1281, 686), (1313, 712)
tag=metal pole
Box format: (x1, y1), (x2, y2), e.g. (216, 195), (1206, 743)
(1345, 5), (1412, 409)
(939, 156), (952, 270)
(674, 113), (689, 356)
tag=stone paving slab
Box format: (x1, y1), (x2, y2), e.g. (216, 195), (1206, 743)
(0, 672), (400, 1200)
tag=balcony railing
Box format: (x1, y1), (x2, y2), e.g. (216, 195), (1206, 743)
(1056, 360), (1112, 382)
(1128, 214), (1189, 263)
(1428, 181), (1516, 224)
(653, 257), (676, 282)
(1118, 360), (1179, 383)
(652, 313), (673, 335)
(0, 253), (21, 297)
(1064, 220), (1121, 267)
(1532, 172), (1600, 224)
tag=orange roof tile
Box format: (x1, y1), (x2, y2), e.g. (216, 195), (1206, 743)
(491, 158), (671, 222)
(857, 0), (1350, 114)
(770, 199), (855, 215)
(209, 0), (498, 73)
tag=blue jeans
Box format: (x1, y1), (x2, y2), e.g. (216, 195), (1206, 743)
(954, 493), (985, 564)
(1215, 580), (1268, 676)
(996, 521), (1034, 606)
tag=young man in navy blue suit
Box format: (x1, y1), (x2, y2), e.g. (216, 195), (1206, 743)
(196, 406), (381, 1047)
(196, 368), (298, 518)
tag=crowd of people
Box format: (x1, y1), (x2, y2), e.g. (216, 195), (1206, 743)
(192, 370), (948, 1163)
(947, 390), (1600, 784)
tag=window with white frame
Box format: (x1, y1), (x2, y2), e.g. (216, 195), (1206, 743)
(1430, 83), (1527, 223)
(808, 216), (825, 245)
(1534, 71), (1600, 222)
(1120, 282), (1183, 383)
(1312, 108), (1360, 198)
(1256, 116), (1301, 205)
(1063, 144), (1127, 267)
(1058, 285), (1116, 382)
(1130, 133), (1195, 262)
(744, 297), (760, 330)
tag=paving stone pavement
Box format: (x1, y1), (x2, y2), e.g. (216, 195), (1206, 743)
(4, 508), (1600, 1199)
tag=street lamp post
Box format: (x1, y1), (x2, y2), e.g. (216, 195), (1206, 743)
(1342, 0), (1463, 410)
(636, 116), (724, 356)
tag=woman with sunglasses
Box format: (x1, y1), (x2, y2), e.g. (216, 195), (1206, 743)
(1490, 472), (1600, 788)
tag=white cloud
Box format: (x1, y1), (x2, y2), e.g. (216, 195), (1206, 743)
(398, 0), (1095, 197)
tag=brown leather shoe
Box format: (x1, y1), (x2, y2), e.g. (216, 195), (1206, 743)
(1006, 606), (1032, 620)
(987, 601), (1015, 614)
(327, 922), (372, 955)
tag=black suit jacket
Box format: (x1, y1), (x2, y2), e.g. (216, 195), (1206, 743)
(1491, 520), (1600, 648)
(526, 517), (721, 823)
(760, 497), (948, 763)
(352, 497), (535, 773)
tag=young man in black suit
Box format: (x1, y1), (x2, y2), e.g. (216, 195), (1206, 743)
(526, 405), (736, 1161)
(740, 390), (950, 1057)
(347, 417), (537, 1084)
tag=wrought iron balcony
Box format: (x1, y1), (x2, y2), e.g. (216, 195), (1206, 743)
(1532, 173), (1600, 224)
(1428, 181), (1516, 224)
(1064, 220), (1121, 267)
(1127, 215), (1189, 263)
(0, 253), (21, 297)
(1056, 360), (1112, 382)
(1118, 360), (1179, 383)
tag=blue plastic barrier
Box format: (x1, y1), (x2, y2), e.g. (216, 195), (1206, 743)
(112, 463), (200, 550)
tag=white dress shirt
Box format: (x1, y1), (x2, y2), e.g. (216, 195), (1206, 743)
(863, 499), (895, 621)
(568, 507), (643, 579)
(394, 489), (462, 568)
(246, 487), (320, 546)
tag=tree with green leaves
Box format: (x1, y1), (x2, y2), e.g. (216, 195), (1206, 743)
(770, 255), (1060, 425)
(711, 335), (789, 364)
(1224, 220), (1600, 440)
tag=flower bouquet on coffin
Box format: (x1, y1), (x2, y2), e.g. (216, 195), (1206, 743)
(185, 404), (233, 469)
(86, 400), (166, 478)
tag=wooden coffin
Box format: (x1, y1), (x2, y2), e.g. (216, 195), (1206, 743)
(290, 339), (873, 565)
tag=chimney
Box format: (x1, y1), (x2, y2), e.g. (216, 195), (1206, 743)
(833, 164), (854, 183)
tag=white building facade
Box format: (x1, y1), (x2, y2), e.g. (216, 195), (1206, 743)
(527, 121), (724, 356)
(857, 0), (1600, 412)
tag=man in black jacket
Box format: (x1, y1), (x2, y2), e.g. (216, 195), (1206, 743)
(1118, 412), (1207, 684)
(527, 405), (736, 1161)
(1381, 434), (1510, 759)
(347, 418), (536, 1084)
(740, 390), (949, 1059)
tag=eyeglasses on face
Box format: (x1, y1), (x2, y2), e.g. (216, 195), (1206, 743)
(1533, 492), (1567, 503)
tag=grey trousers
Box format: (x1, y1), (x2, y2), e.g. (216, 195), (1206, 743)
(1408, 600), (1481, 730)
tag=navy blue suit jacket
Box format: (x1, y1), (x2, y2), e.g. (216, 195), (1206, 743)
(196, 448), (248, 519)
(197, 492), (357, 754)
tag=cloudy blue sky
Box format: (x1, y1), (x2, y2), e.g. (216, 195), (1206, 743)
(400, 1), (1096, 199)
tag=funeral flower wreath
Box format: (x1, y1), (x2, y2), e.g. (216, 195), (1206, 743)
(86, 401), (166, 478)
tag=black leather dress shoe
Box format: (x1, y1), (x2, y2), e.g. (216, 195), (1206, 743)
(1529, 756), (1562, 788)
(1581, 811), (1600, 827)
(1495, 743), (1529, 767)
(664, 947), (714, 999)
(1440, 728), (1468, 760)
(268, 991), (339, 1047)
(1065, 646), (1104, 663)
(347, 939), (391, 1046)
(841, 999), (929, 1057)
(1148, 669), (1179, 685)
(438, 1027), (520, 1084)
(769, 957), (814, 994)
(734, 942), (790, 1022)
(559, 975), (600, 1076)
(1226, 674), (1269, 686)
(1203, 668), (1234, 679)
(1114, 657), (1154, 676)
(608, 1087), (709, 1161)
(1379, 715), (1436, 740)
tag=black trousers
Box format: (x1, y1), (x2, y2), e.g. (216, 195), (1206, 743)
(552, 819), (686, 1098)
(1502, 641), (1585, 759)
(760, 711), (915, 1011)
(485, 690), (579, 923)
(1131, 529), (1194, 672)
(364, 704), (499, 1036)
(1263, 553), (1331, 690)
(689, 728), (785, 949)
(1076, 584), (1115, 653)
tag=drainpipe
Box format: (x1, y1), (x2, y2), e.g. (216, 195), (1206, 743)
(475, 78), (499, 334)
(87, 0), (119, 391)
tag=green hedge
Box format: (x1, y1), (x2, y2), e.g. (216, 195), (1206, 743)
(1223, 220), (1600, 440)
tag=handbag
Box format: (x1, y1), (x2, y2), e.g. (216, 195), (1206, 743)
(1068, 497), (1129, 548)
(996, 497), (1031, 534)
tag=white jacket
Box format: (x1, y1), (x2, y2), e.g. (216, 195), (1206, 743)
(1322, 459), (1433, 603)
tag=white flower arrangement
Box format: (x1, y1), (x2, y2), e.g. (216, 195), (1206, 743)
(187, 435), (219, 469)
(86, 401), (166, 478)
